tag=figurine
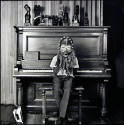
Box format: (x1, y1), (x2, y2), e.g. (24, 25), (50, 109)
(24, 4), (31, 26)
(63, 6), (69, 26)
(72, 5), (80, 26)
(58, 6), (64, 26)
(52, 15), (59, 26)
(83, 12), (89, 26)
(33, 5), (44, 26)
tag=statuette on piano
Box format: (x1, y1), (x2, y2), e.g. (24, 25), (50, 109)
(24, 4), (31, 26)
(72, 5), (80, 26)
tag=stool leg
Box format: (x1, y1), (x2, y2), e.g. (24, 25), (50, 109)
(100, 81), (108, 117)
(54, 119), (57, 125)
(78, 90), (82, 125)
(41, 90), (46, 124)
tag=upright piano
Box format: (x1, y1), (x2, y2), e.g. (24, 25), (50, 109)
(13, 26), (111, 118)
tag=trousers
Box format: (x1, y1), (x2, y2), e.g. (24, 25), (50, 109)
(53, 76), (73, 118)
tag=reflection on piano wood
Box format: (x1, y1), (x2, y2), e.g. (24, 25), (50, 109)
(13, 26), (111, 119)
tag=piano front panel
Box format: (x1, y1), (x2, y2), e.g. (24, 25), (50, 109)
(18, 27), (108, 62)
(22, 60), (51, 69)
(24, 33), (102, 59)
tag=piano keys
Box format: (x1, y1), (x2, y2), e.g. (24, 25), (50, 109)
(13, 69), (111, 78)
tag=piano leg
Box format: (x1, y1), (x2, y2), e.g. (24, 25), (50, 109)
(13, 79), (23, 124)
(78, 89), (83, 125)
(99, 80), (108, 117)
(17, 79), (23, 106)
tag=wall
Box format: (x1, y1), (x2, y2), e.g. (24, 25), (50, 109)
(1, 0), (103, 104)
(1, 1), (18, 104)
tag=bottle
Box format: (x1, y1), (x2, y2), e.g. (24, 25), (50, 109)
(63, 6), (69, 26)
(58, 6), (64, 26)
(83, 12), (89, 26)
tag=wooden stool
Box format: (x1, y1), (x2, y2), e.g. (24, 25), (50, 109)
(39, 87), (53, 124)
(74, 86), (85, 125)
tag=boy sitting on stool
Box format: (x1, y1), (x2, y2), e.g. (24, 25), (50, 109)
(50, 36), (79, 124)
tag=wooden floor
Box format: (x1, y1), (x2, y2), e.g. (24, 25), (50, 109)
(1, 88), (124, 125)
(0, 104), (124, 125)
(24, 106), (124, 125)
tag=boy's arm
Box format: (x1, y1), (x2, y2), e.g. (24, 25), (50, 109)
(73, 57), (79, 75)
(50, 56), (59, 75)
(74, 57), (79, 68)
(50, 56), (57, 68)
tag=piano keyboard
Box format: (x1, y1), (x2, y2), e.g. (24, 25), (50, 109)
(77, 70), (103, 73)
(22, 69), (53, 72)
(22, 69), (103, 73)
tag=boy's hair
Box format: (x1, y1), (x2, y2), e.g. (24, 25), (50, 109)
(59, 36), (74, 48)
(54, 36), (77, 76)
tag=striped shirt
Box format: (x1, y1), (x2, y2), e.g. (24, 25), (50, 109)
(50, 55), (79, 77)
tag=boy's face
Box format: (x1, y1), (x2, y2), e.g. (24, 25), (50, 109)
(60, 44), (72, 57)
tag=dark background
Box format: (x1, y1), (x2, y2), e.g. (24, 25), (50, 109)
(103, 0), (124, 116)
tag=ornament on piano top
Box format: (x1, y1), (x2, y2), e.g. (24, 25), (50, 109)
(83, 12), (89, 26)
(62, 6), (69, 26)
(33, 5), (44, 26)
(52, 15), (59, 26)
(72, 5), (80, 26)
(58, 5), (64, 26)
(24, 4), (31, 26)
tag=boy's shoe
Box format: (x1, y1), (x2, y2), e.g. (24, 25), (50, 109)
(60, 117), (67, 125)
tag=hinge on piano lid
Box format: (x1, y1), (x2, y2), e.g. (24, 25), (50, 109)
(17, 61), (21, 65)
(14, 61), (21, 72)
(103, 59), (111, 73)
(104, 61), (108, 66)
(104, 68), (111, 73)
(103, 58), (108, 65)
(14, 67), (19, 72)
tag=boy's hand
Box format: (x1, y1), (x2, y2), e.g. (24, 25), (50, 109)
(73, 68), (78, 75)
(53, 67), (59, 75)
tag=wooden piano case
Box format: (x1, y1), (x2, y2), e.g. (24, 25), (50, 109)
(13, 26), (111, 119)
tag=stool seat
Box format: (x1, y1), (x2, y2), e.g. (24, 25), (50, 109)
(74, 87), (84, 91)
(48, 117), (58, 125)
(48, 117), (58, 121)
(39, 87), (53, 91)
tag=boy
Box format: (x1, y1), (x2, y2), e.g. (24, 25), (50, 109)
(50, 36), (79, 124)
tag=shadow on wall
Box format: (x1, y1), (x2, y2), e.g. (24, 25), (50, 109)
(115, 51), (124, 88)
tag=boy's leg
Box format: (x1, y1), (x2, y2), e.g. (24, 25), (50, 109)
(59, 77), (73, 118)
(53, 77), (62, 110)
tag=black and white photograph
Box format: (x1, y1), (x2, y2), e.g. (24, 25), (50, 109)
(0, 0), (124, 125)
